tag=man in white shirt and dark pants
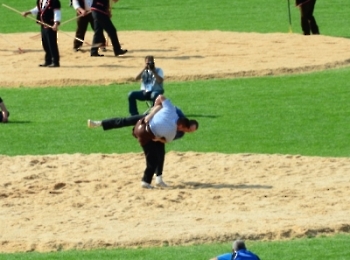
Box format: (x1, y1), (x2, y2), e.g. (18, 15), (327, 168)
(22, 0), (61, 67)
(71, 0), (106, 51)
(133, 95), (195, 189)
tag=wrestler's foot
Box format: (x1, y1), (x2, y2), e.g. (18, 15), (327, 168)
(155, 176), (168, 187)
(87, 119), (102, 128)
(141, 181), (154, 189)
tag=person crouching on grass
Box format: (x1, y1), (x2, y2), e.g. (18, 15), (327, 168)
(0, 97), (10, 123)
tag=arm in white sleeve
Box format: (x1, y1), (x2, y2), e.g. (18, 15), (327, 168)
(54, 9), (61, 22)
(30, 6), (39, 15)
(72, 0), (81, 10)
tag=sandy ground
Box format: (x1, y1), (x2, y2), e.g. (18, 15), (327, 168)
(0, 31), (350, 253)
(1, 31), (350, 87)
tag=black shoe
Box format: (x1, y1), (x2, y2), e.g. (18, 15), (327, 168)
(91, 53), (104, 57)
(47, 63), (60, 68)
(39, 63), (50, 67)
(74, 47), (81, 52)
(114, 49), (127, 56)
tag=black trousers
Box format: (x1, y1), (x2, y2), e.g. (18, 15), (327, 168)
(102, 115), (144, 130)
(102, 115), (165, 178)
(41, 26), (59, 65)
(141, 140), (165, 184)
(299, 0), (319, 35)
(74, 13), (106, 49)
(0, 111), (10, 122)
(91, 11), (122, 55)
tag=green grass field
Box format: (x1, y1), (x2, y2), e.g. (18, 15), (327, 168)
(0, 0), (350, 259)
(0, 234), (349, 260)
(0, 0), (349, 36)
(1, 70), (350, 157)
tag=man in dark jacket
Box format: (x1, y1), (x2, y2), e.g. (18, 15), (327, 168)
(22, 0), (62, 67)
(296, 0), (319, 35)
(71, 0), (107, 52)
(90, 0), (127, 57)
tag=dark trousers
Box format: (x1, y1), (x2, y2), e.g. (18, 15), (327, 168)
(91, 11), (122, 55)
(41, 26), (59, 65)
(141, 141), (165, 184)
(102, 115), (165, 178)
(0, 111), (10, 122)
(128, 90), (163, 115)
(74, 13), (106, 49)
(102, 115), (144, 130)
(299, 0), (319, 35)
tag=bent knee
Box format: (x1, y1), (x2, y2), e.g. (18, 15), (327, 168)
(128, 91), (136, 99)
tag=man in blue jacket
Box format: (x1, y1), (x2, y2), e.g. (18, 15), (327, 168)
(210, 240), (260, 260)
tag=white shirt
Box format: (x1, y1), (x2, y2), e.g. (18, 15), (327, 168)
(149, 99), (178, 142)
(73, 0), (92, 10)
(140, 68), (164, 93)
(30, 1), (61, 22)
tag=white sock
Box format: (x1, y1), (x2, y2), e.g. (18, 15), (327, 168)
(156, 175), (163, 183)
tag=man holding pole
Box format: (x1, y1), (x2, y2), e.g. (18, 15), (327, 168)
(22, 0), (62, 67)
(90, 0), (127, 57)
(71, 0), (107, 52)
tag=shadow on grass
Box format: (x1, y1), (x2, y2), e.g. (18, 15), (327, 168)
(185, 114), (219, 118)
(5, 120), (31, 124)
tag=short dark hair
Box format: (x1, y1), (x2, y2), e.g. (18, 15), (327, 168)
(189, 119), (199, 130)
(177, 117), (191, 128)
(233, 240), (246, 251)
(145, 55), (154, 61)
